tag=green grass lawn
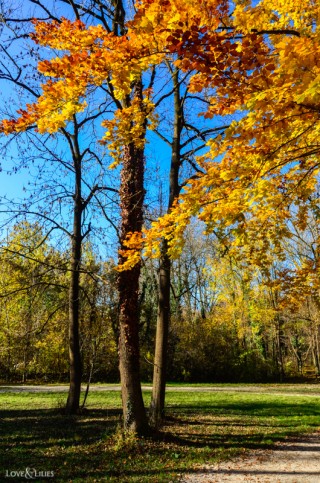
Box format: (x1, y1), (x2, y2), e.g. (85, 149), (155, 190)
(0, 385), (320, 482)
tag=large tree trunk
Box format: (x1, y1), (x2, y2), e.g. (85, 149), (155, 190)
(66, 148), (82, 414)
(150, 69), (181, 427)
(118, 82), (149, 434)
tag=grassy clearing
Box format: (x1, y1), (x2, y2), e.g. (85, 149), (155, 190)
(0, 385), (320, 482)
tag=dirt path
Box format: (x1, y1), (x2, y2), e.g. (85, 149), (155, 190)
(181, 432), (320, 482)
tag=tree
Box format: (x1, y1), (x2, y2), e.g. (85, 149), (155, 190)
(149, 65), (228, 425)
(0, 0), (124, 414)
(0, 8), (158, 430)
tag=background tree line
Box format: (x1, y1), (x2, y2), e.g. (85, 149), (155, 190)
(1, 219), (319, 385)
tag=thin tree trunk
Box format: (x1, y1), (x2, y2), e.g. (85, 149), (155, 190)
(82, 272), (99, 410)
(118, 81), (149, 434)
(82, 359), (94, 410)
(150, 242), (171, 427)
(276, 315), (285, 382)
(150, 68), (181, 427)
(66, 139), (83, 414)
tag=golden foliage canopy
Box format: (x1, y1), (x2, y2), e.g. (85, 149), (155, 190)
(1, 0), (320, 273)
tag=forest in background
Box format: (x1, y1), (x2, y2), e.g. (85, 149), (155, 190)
(1, 217), (319, 385)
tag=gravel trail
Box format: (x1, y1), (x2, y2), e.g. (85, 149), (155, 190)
(180, 433), (320, 482)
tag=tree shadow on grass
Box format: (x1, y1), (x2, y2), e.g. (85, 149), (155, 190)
(0, 398), (320, 482)
(158, 399), (320, 460)
(0, 408), (124, 481)
(167, 399), (320, 416)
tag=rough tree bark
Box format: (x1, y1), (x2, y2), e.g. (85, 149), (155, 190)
(117, 81), (149, 434)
